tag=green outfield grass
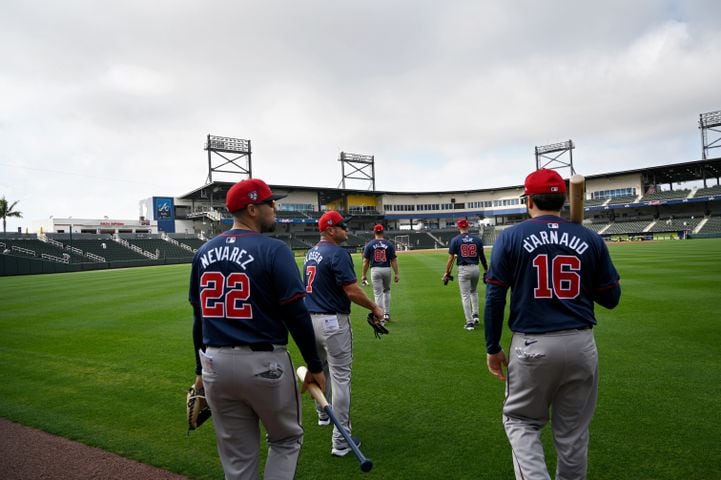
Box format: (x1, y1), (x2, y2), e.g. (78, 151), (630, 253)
(1, 239), (720, 479)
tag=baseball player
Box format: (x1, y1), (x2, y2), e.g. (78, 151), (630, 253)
(303, 211), (384, 457)
(189, 178), (326, 480)
(361, 224), (399, 324)
(443, 218), (488, 330)
(484, 168), (621, 480)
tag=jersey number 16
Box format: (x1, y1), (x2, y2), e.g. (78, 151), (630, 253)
(532, 254), (581, 299)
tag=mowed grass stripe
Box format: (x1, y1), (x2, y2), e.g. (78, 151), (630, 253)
(1, 239), (720, 479)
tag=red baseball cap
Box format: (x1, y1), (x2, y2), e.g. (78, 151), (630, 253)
(318, 211), (349, 232)
(522, 169), (567, 196)
(225, 178), (287, 213)
(456, 218), (469, 229)
(373, 224), (384, 233)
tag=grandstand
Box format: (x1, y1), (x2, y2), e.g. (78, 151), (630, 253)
(640, 189), (692, 201)
(695, 184), (721, 197)
(697, 215), (721, 234)
(0, 237), (85, 264)
(4, 155), (721, 276)
(120, 235), (194, 262)
(647, 216), (703, 233)
(605, 195), (640, 206)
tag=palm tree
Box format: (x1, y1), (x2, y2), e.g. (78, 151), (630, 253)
(0, 196), (23, 234)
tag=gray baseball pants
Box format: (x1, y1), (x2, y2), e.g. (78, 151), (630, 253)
(311, 313), (354, 451)
(457, 264), (480, 323)
(370, 267), (392, 314)
(503, 328), (598, 480)
(202, 345), (303, 480)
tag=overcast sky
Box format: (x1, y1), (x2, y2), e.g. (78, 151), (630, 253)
(1, 0), (720, 232)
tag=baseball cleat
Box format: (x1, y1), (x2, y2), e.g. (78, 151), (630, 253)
(332, 436), (361, 457)
(472, 314), (480, 326)
(317, 413), (330, 426)
(464, 322), (475, 331)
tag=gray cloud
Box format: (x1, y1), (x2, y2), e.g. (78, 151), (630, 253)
(1, 0), (720, 231)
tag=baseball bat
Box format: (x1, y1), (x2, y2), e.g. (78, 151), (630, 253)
(296, 366), (373, 473)
(569, 174), (585, 224)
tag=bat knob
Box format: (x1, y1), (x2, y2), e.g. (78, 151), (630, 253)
(360, 459), (373, 472)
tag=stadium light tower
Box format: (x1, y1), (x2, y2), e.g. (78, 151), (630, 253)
(699, 110), (721, 160)
(204, 134), (252, 184)
(338, 151), (376, 190)
(535, 140), (576, 176)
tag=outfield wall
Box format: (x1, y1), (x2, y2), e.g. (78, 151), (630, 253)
(0, 254), (188, 277)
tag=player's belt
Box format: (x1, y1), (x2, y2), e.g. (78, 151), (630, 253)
(211, 343), (278, 352)
(531, 326), (592, 335)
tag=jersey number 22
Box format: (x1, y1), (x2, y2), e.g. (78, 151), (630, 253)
(200, 271), (252, 319)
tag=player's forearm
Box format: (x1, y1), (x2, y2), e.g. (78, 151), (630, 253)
(191, 303), (204, 375)
(594, 282), (621, 309)
(444, 256), (455, 275)
(391, 259), (399, 275)
(483, 284), (507, 354)
(280, 298), (323, 373)
(361, 259), (370, 277)
(344, 282), (378, 311)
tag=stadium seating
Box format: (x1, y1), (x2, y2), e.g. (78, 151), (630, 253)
(171, 236), (206, 251)
(585, 198), (609, 207)
(602, 220), (654, 235)
(606, 195), (640, 206)
(695, 185), (721, 197)
(697, 216), (721, 234)
(69, 239), (148, 262)
(641, 190), (691, 201)
(1, 238), (87, 263)
(345, 232), (367, 248)
(276, 211), (313, 220)
(647, 216), (702, 233)
(584, 223), (607, 233)
(124, 238), (194, 261)
(433, 229), (458, 246)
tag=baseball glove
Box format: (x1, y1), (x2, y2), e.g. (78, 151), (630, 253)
(443, 273), (454, 285)
(367, 313), (389, 339)
(187, 384), (211, 432)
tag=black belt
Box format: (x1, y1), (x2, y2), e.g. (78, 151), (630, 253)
(210, 343), (275, 351)
(531, 326), (592, 335)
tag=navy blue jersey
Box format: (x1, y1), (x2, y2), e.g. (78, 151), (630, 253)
(303, 240), (356, 314)
(484, 215), (621, 352)
(189, 229), (306, 347)
(449, 233), (487, 269)
(363, 239), (397, 268)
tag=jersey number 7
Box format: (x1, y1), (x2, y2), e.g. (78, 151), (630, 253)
(532, 254), (580, 299)
(305, 265), (316, 293)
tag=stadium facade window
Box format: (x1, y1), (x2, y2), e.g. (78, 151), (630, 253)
(383, 204), (416, 212)
(467, 201), (492, 208)
(493, 199), (521, 207)
(277, 203), (314, 212)
(591, 188), (637, 200)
